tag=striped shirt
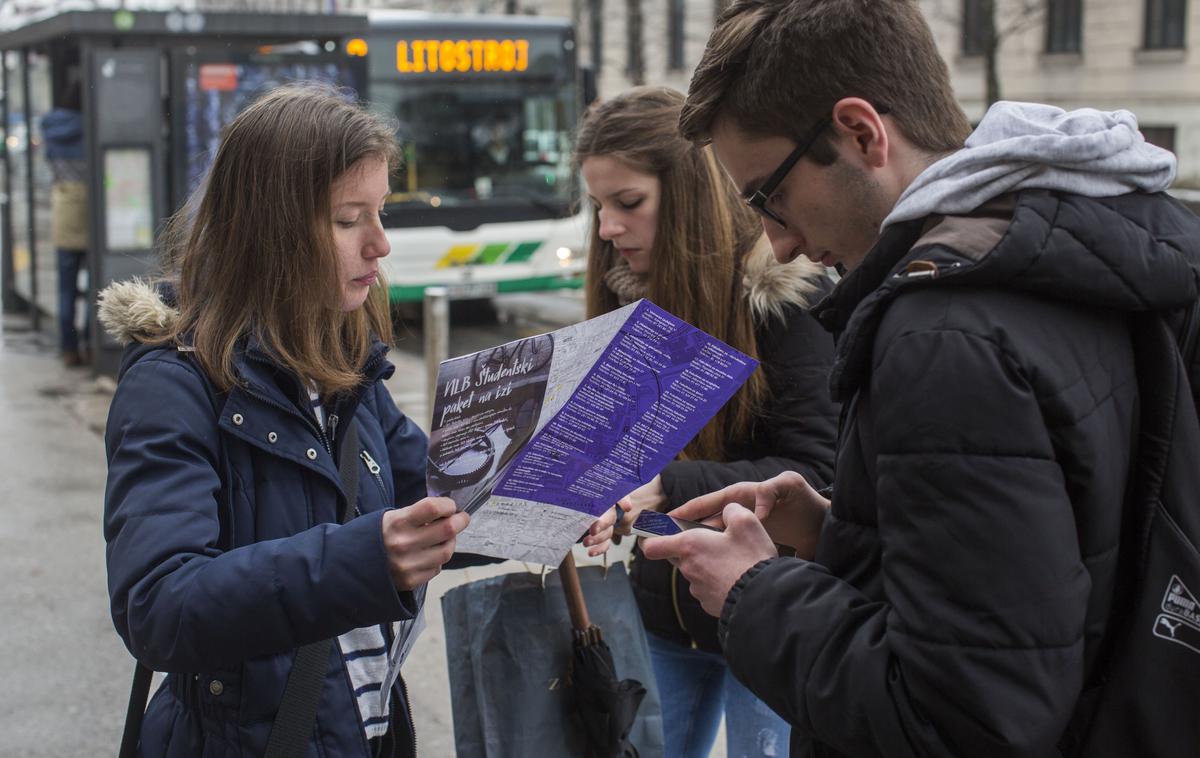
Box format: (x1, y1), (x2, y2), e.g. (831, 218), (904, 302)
(310, 387), (396, 739)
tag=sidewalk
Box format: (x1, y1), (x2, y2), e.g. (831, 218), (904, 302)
(0, 318), (131, 756)
(0, 306), (650, 757)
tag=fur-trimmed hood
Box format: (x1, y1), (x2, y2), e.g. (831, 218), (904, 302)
(97, 278), (178, 346)
(741, 236), (828, 323)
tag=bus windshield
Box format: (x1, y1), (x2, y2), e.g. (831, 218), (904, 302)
(366, 21), (579, 228)
(374, 78), (574, 214)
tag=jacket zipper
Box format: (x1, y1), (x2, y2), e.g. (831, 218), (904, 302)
(398, 674), (417, 758)
(310, 402), (332, 456)
(360, 449), (388, 503)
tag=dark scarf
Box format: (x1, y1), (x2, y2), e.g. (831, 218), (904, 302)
(602, 258), (648, 305)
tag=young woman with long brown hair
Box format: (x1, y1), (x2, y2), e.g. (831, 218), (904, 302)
(576, 86), (839, 758)
(97, 84), (628, 758)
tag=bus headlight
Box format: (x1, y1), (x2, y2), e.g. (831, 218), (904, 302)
(555, 247), (581, 268)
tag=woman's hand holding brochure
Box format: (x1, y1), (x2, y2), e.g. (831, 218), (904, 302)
(581, 503), (627, 557)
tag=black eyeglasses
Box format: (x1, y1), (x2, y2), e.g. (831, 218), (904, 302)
(744, 104), (890, 229)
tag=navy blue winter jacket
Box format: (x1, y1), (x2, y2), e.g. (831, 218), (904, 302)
(102, 282), (428, 757)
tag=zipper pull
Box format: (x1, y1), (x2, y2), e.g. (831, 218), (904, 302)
(360, 449), (381, 474)
(327, 413), (339, 445)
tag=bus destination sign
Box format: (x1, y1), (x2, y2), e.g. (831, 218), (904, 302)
(396, 39), (530, 73)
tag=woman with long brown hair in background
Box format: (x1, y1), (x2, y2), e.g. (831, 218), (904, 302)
(576, 86), (839, 757)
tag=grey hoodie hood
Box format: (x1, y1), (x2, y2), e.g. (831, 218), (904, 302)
(882, 101), (1178, 229)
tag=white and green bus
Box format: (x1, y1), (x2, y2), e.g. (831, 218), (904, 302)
(364, 11), (589, 303)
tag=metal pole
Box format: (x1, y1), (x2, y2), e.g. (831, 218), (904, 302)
(423, 286), (449, 428)
(1, 52), (15, 314)
(21, 48), (38, 331)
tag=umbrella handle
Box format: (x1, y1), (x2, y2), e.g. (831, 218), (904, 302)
(558, 552), (591, 632)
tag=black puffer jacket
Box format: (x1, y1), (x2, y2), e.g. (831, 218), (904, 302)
(632, 242), (840, 653)
(718, 190), (1200, 758)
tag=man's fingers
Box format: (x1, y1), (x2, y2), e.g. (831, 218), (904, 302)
(672, 481), (753, 522)
(640, 533), (686, 561)
(753, 481), (781, 521)
(723, 503), (778, 557)
(669, 491), (727, 522)
(724, 502), (760, 531)
(751, 471), (821, 520)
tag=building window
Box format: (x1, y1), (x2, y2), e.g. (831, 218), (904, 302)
(962, 0), (991, 57)
(1141, 125), (1177, 153)
(589, 0), (603, 75)
(1045, 0), (1083, 53)
(1144, 0), (1188, 49)
(626, 0), (645, 84)
(668, 0), (685, 70)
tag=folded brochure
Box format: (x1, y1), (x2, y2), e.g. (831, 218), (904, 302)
(426, 299), (757, 564)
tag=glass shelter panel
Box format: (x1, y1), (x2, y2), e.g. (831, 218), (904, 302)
(178, 52), (363, 199)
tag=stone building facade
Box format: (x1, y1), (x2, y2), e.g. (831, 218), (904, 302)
(922, 0), (1200, 187)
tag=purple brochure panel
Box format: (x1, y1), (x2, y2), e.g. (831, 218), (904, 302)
(426, 333), (554, 514)
(492, 300), (757, 516)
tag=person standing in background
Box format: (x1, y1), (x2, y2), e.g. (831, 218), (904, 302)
(42, 73), (90, 366)
(576, 86), (840, 758)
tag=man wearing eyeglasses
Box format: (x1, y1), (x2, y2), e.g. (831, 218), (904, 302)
(639, 1), (1200, 757)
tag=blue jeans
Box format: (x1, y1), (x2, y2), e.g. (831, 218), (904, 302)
(648, 632), (790, 758)
(57, 249), (89, 353)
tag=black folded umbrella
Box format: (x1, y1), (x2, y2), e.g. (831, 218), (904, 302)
(559, 554), (647, 758)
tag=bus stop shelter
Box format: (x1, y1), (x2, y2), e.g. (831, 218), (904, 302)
(0, 9), (368, 375)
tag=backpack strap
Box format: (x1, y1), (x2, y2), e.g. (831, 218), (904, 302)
(118, 663), (154, 758)
(1118, 314), (1182, 597)
(1059, 310), (1189, 755)
(1107, 302), (1199, 664)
